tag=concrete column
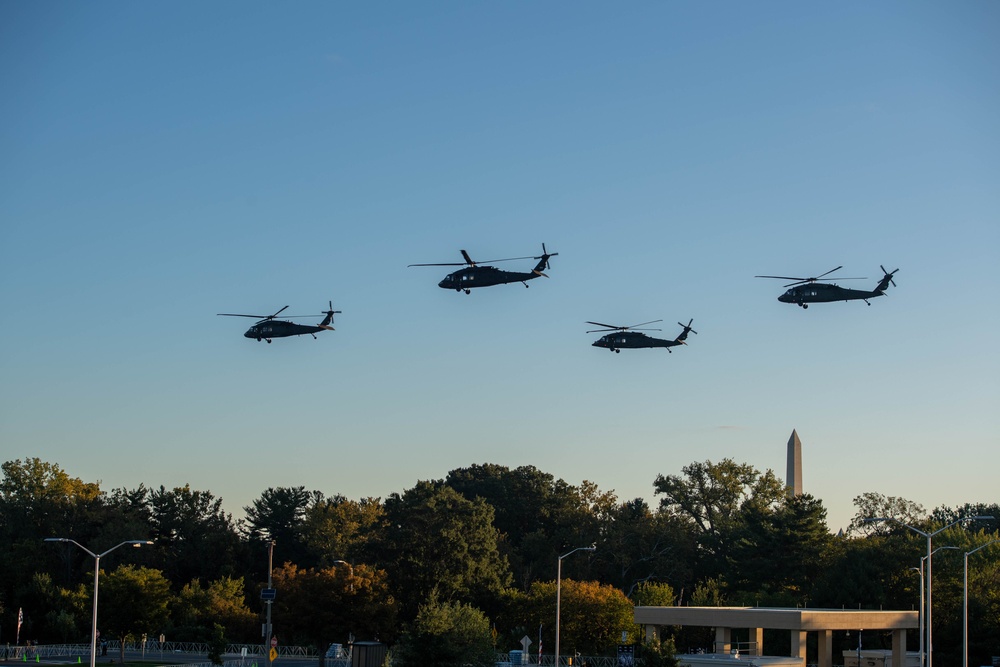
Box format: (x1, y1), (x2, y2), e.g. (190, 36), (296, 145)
(715, 627), (732, 655)
(891, 629), (907, 667)
(791, 630), (807, 662)
(818, 630), (833, 667)
(750, 628), (764, 656)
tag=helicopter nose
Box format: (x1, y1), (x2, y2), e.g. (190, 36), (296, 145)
(438, 278), (450, 288)
(244, 329), (254, 338)
(778, 293), (791, 303)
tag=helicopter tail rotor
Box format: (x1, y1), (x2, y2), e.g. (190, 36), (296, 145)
(319, 300), (342, 329)
(875, 265), (899, 293)
(532, 243), (559, 276)
(676, 319), (697, 342)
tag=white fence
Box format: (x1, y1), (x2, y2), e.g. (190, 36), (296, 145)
(7, 643), (630, 667)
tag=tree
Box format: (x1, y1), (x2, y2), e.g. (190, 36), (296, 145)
(207, 623), (227, 666)
(392, 597), (496, 667)
(301, 495), (383, 568)
(171, 577), (257, 642)
(640, 635), (681, 667)
(930, 502), (1000, 535)
(498, 579), (634, 657)
(0, 458), (105, 624)
(444, 465), (601, 588)
(244, 487), (317, 569)
(378, 481), (511, 617)
(631, 580), (675, 607)
(270, 561), (399, 647)
(146, 484), (246, 585)
(728, 493), (834, 603)
(593, 498), (696, 598)
(100, 565), (171, 663)
(653, 459), (784, 581)
(846, 492), (926, 537)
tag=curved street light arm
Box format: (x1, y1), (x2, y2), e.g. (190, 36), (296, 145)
(44, 538), (153, 667)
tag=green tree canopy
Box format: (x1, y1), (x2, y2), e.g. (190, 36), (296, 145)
(147, 484), (246, 584)
(392, 597), (495, 667)
(654, 458), (784, 583)
(379, 481), (512, 617)
(301, 494), (383, 568)
(100, 565), (172, 663)
(243, 486), (317, 569)
(729, 493), (834, 603)
(170, 576), (257, 642)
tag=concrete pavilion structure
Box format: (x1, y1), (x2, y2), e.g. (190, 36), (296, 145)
(634, 607), (918, 667)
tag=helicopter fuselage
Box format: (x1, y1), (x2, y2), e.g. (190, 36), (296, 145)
(592, 331), (683, 352)
(439, 265), (541, 292)
(778, 283), (884, 308)
(245, 320), (331, 341)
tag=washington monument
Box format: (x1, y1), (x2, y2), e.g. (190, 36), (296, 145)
(786, 429), (802, 496)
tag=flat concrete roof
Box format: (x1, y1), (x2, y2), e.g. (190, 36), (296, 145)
(634, 607), (918, 631)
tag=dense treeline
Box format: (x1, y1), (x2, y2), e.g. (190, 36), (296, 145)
(1, 457), (997, 667)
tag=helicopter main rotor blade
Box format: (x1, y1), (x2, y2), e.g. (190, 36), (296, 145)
(266, 306), (289, 318)
(755, 266), (843, 282)
(815, 266), (843, 280)
(217, 313), (269, 319)
(625, 319), (663, 329)
(586, 321), (622, 330)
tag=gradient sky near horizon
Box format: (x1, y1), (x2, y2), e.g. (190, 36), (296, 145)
(2, 2), (998, 534)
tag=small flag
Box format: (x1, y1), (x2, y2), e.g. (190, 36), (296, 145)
(16, 607), (23, 644)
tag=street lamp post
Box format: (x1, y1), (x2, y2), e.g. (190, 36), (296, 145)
(909, 547), (959, 667)
(865, 516), (993, 667)
(44, 538), (153, 667)
(555, 546), (595, 667)
(963, 540), (1000, 667)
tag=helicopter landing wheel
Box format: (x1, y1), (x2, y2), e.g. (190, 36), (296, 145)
(266, 339), (272, 344)
(614, 349), (620, 353)
(802, 304), (808, 309)
(256, 337), (262, 342)
(464, 289), (471, 295)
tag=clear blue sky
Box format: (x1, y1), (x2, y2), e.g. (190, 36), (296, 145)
(2, 2), (997, 533)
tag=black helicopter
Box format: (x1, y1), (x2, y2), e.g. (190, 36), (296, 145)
(409, 244), (558, 294)
(587, 319), (697, 353)
(755, 265), (899, 308)
(218, 302), (341, 343)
